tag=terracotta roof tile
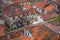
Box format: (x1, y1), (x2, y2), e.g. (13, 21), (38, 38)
(45, 4), (54, 12)
(19, 36), (31, 40)
(40, 12), (58, 20)
(32, 27), (39, 39)
(14, 8), (22, 15)
(25, 8), (37, 13)
(0, 35), (8, 40)
(37, 31), (49, 40)
(2, 6), (14, 17)
(23, 4), (32, 9)
(45, 22), (60, 33)
(34, 1), (47, 8)
(5, 23), (58, 40)
(2, 4), (23, 17)
(0, 25), (5, 36)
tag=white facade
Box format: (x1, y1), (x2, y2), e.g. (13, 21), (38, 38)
(0, 19), (4, 24)
(32, 6), (37, 8)
(23, 7), (28, 11)
(32, 15), (44, 24)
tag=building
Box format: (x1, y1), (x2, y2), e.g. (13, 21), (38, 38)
(0, 0), (60, 40)
(40, 12), (58, 21)
(0, 20), (59, 40)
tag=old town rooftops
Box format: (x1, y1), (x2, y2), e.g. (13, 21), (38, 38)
(44, 4), (56, 12)
(43, 22), (60, 33)
(24, 8), (38, 13)
(4, 22), (58, 40)
(23, 4), (32, 9)
(34, 1), (47, 8)
(40, 12), (58, 20)
(2, 4), (23, 18)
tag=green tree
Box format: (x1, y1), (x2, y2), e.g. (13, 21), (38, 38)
(56, 16), (60, 22)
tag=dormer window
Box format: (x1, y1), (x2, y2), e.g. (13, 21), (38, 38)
(24, 30), (32, 37)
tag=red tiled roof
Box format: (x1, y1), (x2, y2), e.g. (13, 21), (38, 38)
(34, 1), (47, 8)
(37, 31), (49, 40)
(45, 4), (54, 12)
(32, 27), (39, 39)
(25, 8), (37, 13)
(40, 12), (58, 20)
(14, 8), (22, 15)
(23, 4), (32, 9)
(44, 22), (60, 33)
(9, 23), (58, 40)
(2, 3), (23, 17)
(19, 36), (31, 40)
(0, 25), (5, 36)
(2, 6), (14, 17)
(3, 23), (58, 40)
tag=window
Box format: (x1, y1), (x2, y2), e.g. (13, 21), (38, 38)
(27, 31), (32, 37)
(13, 17), (15, 20)
(24, 30), (32, 37)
